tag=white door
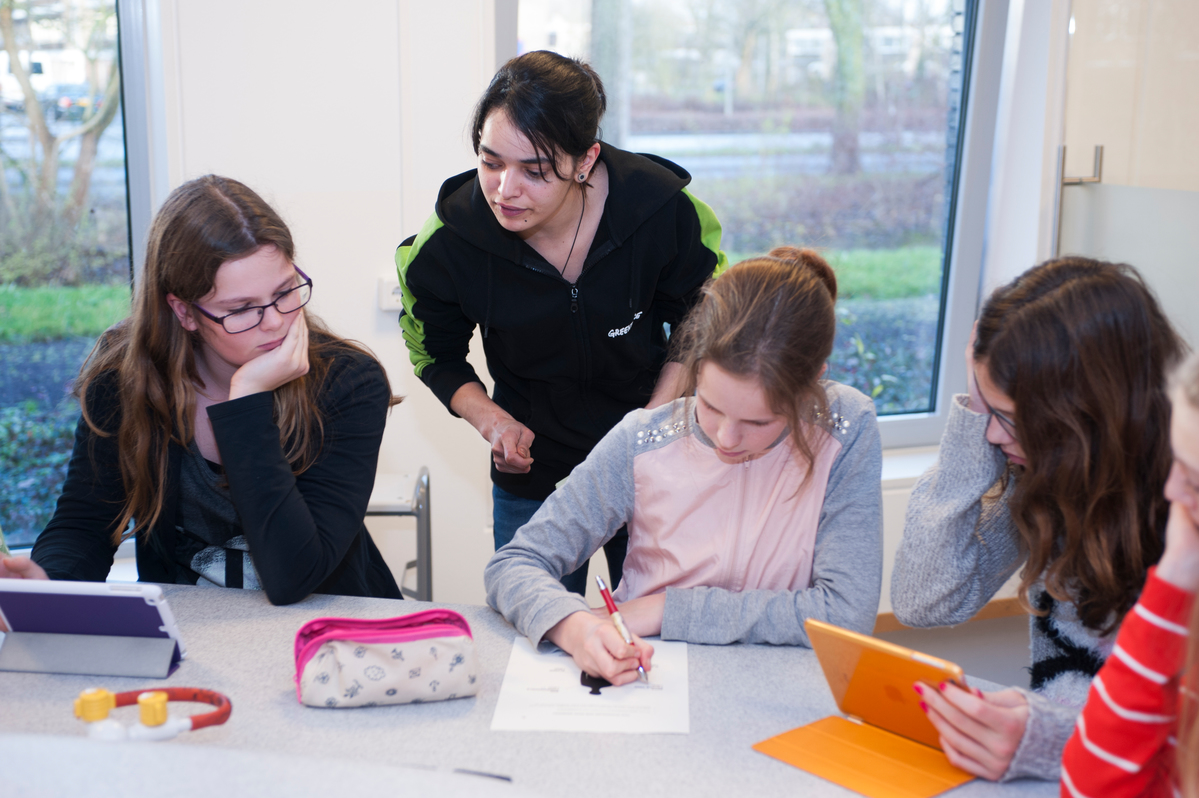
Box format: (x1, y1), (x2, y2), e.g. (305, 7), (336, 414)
(1056, 0), (1199, 346)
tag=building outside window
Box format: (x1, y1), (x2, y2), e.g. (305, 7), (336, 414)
(0, 0), (130, 548)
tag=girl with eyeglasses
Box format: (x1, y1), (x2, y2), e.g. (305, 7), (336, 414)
(890, 257), (1184, 782)
(0, 175), (403, 604)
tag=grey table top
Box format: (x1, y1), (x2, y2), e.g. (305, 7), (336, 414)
(0, 585), (1057, 798)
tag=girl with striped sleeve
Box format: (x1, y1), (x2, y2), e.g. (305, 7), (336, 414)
(1061, 351), (1199, 798)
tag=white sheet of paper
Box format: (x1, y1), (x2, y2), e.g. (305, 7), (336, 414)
(490, 636), (689, 733)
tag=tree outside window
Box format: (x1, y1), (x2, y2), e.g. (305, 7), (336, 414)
(0, 0), (130, 547)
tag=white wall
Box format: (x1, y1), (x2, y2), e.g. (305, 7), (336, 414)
(154, 0), (503, 604)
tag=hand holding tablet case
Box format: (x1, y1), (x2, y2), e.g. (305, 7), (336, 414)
(0, 580), (186, 679)
(753, 619), (974, 798)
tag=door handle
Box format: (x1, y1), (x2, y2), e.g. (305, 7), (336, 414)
(1053, 145), (1104, 256)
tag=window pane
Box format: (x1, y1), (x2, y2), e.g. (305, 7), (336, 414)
(0, 0), (130, 548)
(518, 0), (973, 415)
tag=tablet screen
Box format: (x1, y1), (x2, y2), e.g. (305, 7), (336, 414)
(0, 589), (172, 638)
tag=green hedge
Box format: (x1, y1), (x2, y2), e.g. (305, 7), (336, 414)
(724, 245), (942, 300)
(0, 283), (131, 344)
(0, 400), (79, 547)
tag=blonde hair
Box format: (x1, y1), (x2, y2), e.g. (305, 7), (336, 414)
(671, 246), (838, 483)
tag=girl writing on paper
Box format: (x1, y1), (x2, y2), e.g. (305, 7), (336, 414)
(484, 249), (883, 685)
(0, 175), (403, 604)
(891, 258), (1183, 782)
(1060, 350), (1199, 798)
(396, 50), (727, 596)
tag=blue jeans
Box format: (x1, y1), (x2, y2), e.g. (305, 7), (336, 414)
(492, 484), (628, 597)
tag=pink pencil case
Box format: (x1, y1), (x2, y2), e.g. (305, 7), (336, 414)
(294, 609), (479, 708)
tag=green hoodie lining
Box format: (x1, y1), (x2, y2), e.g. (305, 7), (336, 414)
(395, 213), (446, 377)
(682, 188), (730, 278)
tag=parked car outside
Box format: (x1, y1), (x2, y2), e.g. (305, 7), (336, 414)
(40, 83), (103, 122)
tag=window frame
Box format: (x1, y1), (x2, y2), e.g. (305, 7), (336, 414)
(873, 0), (1010, 449)
(117, 0), (169, 280)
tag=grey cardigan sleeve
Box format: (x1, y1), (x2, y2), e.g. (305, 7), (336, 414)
(659, 384), (884, 646)
(484, 410), (641, 646)
(890, 394), (1024, 627)
(1000, 689), (1079, 782)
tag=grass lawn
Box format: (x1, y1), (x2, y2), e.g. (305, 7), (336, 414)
(723, 245), (943, 300)
(0, 283), (131, 343)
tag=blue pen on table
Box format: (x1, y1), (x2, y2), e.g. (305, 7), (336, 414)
(595, 575), (648, 683)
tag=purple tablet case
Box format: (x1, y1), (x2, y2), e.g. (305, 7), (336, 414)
(0, 586), (182, 678)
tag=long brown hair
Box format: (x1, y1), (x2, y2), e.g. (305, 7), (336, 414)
(1171, 351), (1199, 798)
(671, 246), (838, 481)
(76, 175), (396, 546)
(975, 256), (1183, 632)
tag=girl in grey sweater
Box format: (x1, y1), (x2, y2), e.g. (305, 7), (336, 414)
(486, 248), (882, 686)
(891, 258), (1183, 782)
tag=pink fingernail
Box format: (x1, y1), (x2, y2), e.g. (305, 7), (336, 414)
(912, 684), (924, 696)
(919, 701), (928, 713)
(939, 682), (948, 692)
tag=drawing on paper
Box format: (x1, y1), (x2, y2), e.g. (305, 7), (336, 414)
(490, 636), (689, 734)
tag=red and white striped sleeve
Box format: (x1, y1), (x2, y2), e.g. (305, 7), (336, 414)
(1061, 567), (1194, 798)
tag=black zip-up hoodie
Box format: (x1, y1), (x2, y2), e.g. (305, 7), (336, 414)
(397, 143), (726, 500)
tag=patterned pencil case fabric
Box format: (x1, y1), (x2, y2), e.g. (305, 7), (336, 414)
(294, 609), (479, 708)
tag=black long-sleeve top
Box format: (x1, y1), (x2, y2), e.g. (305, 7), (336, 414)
(32, 347), (402, 605)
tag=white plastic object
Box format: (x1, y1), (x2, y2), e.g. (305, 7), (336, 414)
(377, 277), (404, 311)
(87, 719), (128, 741)
(127, 717), (191, 741)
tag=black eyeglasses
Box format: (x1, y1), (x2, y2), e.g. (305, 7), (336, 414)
(192, 266), (313, 334)
(973, 367), (1018, 441)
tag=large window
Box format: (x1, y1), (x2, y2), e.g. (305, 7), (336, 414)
(519, 0), (976, 420)
(0, 0), (130, 548)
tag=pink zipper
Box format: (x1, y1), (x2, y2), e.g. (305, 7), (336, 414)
(294, 610), (473, 674)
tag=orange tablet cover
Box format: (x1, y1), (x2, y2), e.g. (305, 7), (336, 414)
(753, 620), (974, 798)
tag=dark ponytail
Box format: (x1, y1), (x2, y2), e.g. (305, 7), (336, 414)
(471, 50), (606, 181)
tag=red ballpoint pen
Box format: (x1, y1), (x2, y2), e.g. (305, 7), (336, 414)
(595, 575), (648, 683)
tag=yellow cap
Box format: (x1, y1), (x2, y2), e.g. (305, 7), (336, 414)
(74, 688), (116, 722)
(137, 691), (169, 727)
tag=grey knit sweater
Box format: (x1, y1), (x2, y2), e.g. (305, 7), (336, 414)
(891, 395), (1115, 782)
(485, 382), (883, 649)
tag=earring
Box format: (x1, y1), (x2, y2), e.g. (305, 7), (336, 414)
(578, 173), (586, 182)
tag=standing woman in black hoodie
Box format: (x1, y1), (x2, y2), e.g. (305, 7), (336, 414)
(397, 50), (727, 595)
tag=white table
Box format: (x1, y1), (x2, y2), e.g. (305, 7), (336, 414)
(0, 585), (1057, 798)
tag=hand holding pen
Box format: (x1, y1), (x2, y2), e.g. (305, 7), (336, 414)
(596, 575), (649, 683)
(544, 578), (653, 684)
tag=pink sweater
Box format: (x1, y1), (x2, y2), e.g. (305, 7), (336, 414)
(615, 423), (841, 602)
